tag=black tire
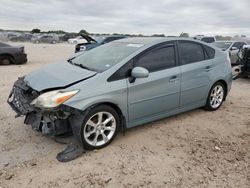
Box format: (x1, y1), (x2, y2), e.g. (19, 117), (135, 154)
(51, 40), (56, 44)
(0, 55), (13, 65)
(205, 82), (226, 111)
(81, 105), (120, 150)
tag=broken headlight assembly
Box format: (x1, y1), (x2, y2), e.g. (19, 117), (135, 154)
(31, 90), (79, 108)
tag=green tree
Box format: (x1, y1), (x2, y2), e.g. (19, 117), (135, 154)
(31, 28), (41, 33)
(152, 34), (165, 37)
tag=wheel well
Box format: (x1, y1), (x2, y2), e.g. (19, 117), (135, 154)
(92, 102), (126, 131)
(216, 80), (228, 97)
(0, 54), (15, 63)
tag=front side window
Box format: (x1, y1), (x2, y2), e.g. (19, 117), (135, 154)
(179, 41), (205, 65)
(135, 44), (176, 72)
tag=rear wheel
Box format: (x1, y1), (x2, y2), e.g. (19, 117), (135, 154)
(81, 105), (120, 150)
(0, 55), (13, 65)
(52, 40), (56, 44)
(205, 82), (225, 111)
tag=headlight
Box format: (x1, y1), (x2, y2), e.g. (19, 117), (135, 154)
(31, 90), (79, 108)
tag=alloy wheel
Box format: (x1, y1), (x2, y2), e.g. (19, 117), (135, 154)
(83, 111), (116, 147)
(210, 85), (224, 109)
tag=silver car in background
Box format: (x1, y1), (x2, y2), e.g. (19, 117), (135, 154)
(31, 34), (59, 44)
(213, 41), (247, 65)
(8, 37), (232, 162)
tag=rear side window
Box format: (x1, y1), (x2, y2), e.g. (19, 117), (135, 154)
(179, 41), (205, 65)
(135, 45), (176, 72)
(203, 45), (215, 59)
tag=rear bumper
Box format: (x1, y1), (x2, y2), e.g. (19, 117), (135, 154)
(14, 53), (27, 64)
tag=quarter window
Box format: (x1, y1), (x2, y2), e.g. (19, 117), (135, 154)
(179, 41), (205, 65)
(135, 45), (176, 72)
(203, 45), (215, 59)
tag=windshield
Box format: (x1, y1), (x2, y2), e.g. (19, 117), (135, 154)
(71, 42), (143, 72)
(92, 36), (106, 43)
(213, 42), (232, 50)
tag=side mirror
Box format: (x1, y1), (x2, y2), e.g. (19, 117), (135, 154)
(231, 47), (238, 50)
(129, 67), (149, 83)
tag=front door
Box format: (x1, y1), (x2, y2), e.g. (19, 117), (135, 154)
(127, 42), (181, 123)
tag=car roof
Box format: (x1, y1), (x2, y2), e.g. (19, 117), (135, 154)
(112, 37), (204, 46)
(215, 41), (246, 43)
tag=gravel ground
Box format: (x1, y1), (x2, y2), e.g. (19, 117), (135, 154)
(0, 42), (249, 188)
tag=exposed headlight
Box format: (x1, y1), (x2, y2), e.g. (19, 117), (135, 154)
(31, 90), (79, 108)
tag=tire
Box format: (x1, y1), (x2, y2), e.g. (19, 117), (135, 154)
(35, 40), (40, 44)
(51, 40), (56, 44)
(81, 105), (120, 150)
(205, 82), (225, 111)
(0, 55), (13, 65)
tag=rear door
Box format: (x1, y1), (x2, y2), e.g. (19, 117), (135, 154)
(127, 42), (181, 122)
(178, 40), (215, 108)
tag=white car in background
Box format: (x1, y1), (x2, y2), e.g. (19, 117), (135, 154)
(67, 36), (87, 44)
(212, 41), (247, 65)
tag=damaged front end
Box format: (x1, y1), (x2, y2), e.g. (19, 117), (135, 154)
(7, 77), (86, 162)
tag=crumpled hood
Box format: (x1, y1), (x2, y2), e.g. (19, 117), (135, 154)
(24, 61), (97, 91)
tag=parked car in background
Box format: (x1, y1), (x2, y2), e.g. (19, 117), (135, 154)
(9, 33), (33, 42)
(68, 36), (87, 44)
(212, 41), (247, 65)
(31, 35), (59, 44)
(75, 34), (127, 53)
(8, 37), (232, 162)
(0, 42), (27, 65)
(193, 35), (216, 43)
(231, 36), (250, 44)
(0, 32), (8, 42)
(60, 33), (78, 42)
(237, 45), (250, 78)
(7, 32), (21, 39)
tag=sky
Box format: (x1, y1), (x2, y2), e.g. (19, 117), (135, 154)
(0, 0), (250, 36)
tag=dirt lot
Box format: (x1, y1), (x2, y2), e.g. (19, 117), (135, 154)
(0, 42), (249, 188)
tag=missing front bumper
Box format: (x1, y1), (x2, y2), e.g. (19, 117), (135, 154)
(7, 77), (86, 162)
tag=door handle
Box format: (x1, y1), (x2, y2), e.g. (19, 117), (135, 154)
(169, 76), (179, 83)
(205, 66), (213, 72)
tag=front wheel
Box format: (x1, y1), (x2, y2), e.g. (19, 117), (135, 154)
(81, 105), (120, 150)
(205, 82), (225, 111)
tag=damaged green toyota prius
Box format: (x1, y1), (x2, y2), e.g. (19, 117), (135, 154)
(8, 37), (232, 162)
